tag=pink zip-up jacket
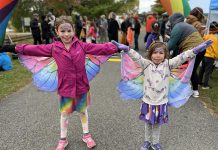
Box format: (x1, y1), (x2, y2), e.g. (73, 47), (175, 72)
(15, 37), (118, 98)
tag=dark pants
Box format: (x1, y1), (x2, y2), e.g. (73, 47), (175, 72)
(199, 57), (215, 87)
(144, 32), (151, 43)
(91, 39), (96, 43)
(134, 33), (139, 50)
(33, 36), (42, 45)
(191, 50), (205, 90)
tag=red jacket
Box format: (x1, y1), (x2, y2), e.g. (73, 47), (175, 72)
(15, 37), (118, 98)
(87, 26), (97, 39)
(145, 15), (156, 33)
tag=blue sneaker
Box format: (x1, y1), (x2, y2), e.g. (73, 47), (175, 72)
(140, 141), (151, 150)
(151, 143), (163, 150)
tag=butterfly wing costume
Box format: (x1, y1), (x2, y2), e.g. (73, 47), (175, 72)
(118, 52), (195, 108)
(18, 54), (111, 92)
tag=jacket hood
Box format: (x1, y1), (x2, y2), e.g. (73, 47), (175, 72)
(169, 13), (184, 28)
(186, 15), (199, 24)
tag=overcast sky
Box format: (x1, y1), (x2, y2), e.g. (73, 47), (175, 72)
(139, 0), (211, 13)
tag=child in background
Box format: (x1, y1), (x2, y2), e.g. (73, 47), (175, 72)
(0, 16), (119, 150)
(87, 22), (97, 43)
(199, 21), (218, 89)
(0, 52), (12, 71)
(145, 21), (163, 50)
(112, 40), (212, 150)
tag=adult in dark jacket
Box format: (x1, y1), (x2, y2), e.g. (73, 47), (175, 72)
(167, 13), (204, 98)
(30, 13), (42, 45)
(75, 15), (83, 39)
(132, 16), (141, 51)
(121, 14), (132, 45)
(160, 12), (169, 41)
(41, 15), (52, 44)
(108, 12), (120, 42)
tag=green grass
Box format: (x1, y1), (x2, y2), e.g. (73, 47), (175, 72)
(199, 68), (218, 115)
(0, 59), (31, 100)
(0, 38), (33, 100)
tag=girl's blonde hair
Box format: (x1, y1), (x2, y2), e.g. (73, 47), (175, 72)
(147, 41), (169, 60)
(55, 16), (74, 30)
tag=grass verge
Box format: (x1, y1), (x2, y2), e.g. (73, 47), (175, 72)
(0, 59), (31, 100)
(0, 38), (32, 100)
(199, 68), (218, 116)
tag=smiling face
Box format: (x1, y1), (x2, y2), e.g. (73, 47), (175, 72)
(151, 47), (165, 65)
(56, 23), (74, 45)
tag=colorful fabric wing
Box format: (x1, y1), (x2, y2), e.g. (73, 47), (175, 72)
(0, 0), (18, 45)
(168, 57), (196, 108)
(18, 54), (111, 92)
(119, 53), (196, 108)
(160, 0), (191, 17)
(118, 53), (143, 100)
(18, 55), (58, 92)
(85, 54), (111, 81)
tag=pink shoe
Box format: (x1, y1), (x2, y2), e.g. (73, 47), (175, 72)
(55, 139), (68, 150)
(82, 134), (96, 148)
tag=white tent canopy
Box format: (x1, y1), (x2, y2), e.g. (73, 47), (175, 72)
(206, 0), (218, 34)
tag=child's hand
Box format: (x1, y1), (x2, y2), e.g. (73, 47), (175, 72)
(192, 40), (213, 54)
(0, 45), (2, 52)
(111, 40), (129, 52)
(0, 45), (16, 53)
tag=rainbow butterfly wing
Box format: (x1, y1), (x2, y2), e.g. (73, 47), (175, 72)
(19, 55), (54, 73)
(85, 54), (111, 81)
(118, 53), (144, 100)
(18, 53), (111, 92)
(0, 0), (18, 44)
(18, 54), (58, 92)
(119, 52), (195, 106)
(32, 59), (58, 92)
(168, 57), (196, 108)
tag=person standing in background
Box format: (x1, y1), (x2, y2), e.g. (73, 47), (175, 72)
(160, 12), (169, 41)
(99, 15), (108, 43)
(75, 15), (83, 39)
(30, 13), (42, 45)
(81, 16), (88, 42)
(167, 13), (204, 98)
(108, 12), (120, 42)
(131, 16), (141, 51)
(186, 7), (206, 97)
(144, 12), (157, 43)
(41, 15), (52, 44)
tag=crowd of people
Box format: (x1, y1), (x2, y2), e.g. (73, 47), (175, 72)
(0, 7), (217, 150)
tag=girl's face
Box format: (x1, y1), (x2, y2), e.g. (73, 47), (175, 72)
(151, 48), (165, 65)
(56, 23), (74, 45)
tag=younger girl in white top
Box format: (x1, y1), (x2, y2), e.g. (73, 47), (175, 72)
(112, 40), (212, 150)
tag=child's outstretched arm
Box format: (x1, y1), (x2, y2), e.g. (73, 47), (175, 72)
(82, 41), (118, 56)
(111, 40), (150, 68)
(0, 44), (53, 57)
(169, 40), (213, 68)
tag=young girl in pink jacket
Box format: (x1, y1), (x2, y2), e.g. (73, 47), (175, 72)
(0, 16), (119, 150)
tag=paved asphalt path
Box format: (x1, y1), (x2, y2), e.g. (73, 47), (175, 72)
(1, 30), (218, 150)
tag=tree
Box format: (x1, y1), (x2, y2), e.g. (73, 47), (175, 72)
(11, 0), (48, 31)
(11, 0), (139, 31)
(151, 0), (164, 15)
